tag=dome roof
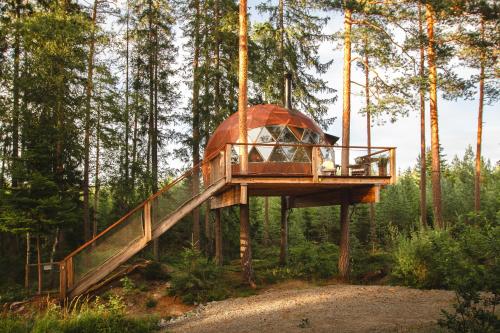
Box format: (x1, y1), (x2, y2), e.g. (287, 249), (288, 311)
(204, 104), (324, 160)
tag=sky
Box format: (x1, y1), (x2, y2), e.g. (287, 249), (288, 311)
(247, 1), (499, 171)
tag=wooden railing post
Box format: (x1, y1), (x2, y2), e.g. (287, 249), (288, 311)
(144, 202), (152, 242)
(390, 148), (396, 184)
(67, 257), (74, 289)
(312, 146), (319, 182)
(225, 144), (232, 183)
(59, 261), (67, 299)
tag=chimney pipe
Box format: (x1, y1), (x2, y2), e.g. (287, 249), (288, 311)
(285, 72), (292, 110)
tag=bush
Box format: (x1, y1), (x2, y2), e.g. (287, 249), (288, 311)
(392, 222), (499, 290)
(169, 247), (228, 304)
(288, 242), (339, 280)
(143, 262), (169, 281)
(351, 251), (394, 283)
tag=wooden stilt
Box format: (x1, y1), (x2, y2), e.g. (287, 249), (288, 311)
(215, 209), (222, 265)
(338, 200), (350, 281)
(240, 203), (255, 287)
(279, 196), (288, 265)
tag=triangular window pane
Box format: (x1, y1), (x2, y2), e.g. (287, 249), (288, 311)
(310, 132), (321, 144)
(293, 146), (311, 162)
(301, 129), (311, 141)
(231, 146), (239, 164)
(257, 145), (273, 161)
(248, 146), (264, 162)
(248, 128), (262, 143)
(257, 127), (274, 143)
(269, 146), (287, 162)
(266, 125), (284, 141)
(303, 133), (314, 144)
(278, 127), (298, 143)
(282, 146), (297, 161)
(289, 126), (304, 141)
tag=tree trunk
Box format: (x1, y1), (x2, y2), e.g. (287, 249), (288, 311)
(238, 0), (254, 287)
(83, 0), (99, 241)
(24, 232), (30, 289)
(364, 35), (376, 252)
(215, 209), (222, 265)
(191, 0), (202, 250)
(418, 0), (427, 228)
(474, 17), (485, 213)
(11, 0), (21, 188)
(339, 7), (352, 279)
(425, 3), (443, 228)
(278, 0), (285, 104)
(93, 105), (101, 238)
(124, 0), (130, 187)
(131, 63), (139, 190)
(263, 197), (270, 246)
(36, 235), (41, 295)
(279, 196), (288, 265)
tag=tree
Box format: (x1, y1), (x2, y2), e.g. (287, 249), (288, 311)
(238, 0), (255, 287)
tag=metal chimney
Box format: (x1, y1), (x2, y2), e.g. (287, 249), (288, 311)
(285, 72), (292, 110)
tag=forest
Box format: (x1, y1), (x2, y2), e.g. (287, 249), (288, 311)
(0, 0), (499, 332)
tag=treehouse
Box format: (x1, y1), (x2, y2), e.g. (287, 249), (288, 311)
(41, 80), (396, 300)
(202, 102), (396, 209)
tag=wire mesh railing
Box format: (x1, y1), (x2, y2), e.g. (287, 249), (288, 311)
(59, 147), (227, 297)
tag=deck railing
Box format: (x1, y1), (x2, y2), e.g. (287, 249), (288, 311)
(227, 143), (396, 183)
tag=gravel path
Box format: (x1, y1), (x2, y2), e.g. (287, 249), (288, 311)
(166, 284), (455, 333)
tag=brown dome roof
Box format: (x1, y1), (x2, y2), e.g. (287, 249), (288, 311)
(204, 104), (324, 160)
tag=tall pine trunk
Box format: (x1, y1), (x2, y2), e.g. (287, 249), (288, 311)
(191, 0), (202, 250)
(425, 3), (443, 228)
(418, 0), (427, 228)
(364, 37), (375, 252)
(474, 17), (485, 213)
(124, 0), (130, 189)
(238, 0), (254, 287)
(11, 0), (21, 188)
(83, 0), (99, 241)
(339, 7), (352, 280)
(93, 105), (101, 237)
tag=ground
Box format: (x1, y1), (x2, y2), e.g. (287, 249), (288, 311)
(165, 282), (455, 333)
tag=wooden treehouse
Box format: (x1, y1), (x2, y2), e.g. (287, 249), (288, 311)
(30, 102), (395, 299)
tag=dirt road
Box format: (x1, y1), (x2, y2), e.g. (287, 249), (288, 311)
(167, 284), (454, 333)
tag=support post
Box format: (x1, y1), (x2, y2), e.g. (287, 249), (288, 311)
(225, 144), (232, 183)
(215, 209), (222, 266)
(338, 198), (350, 281)
(312, 146), (319, 182)
(390, 148), (396, 184)
(59, 261), (67, 299)
(144, 202), (152, 242)
(279, 196), (288, 265)
(240, 203), (255, 287)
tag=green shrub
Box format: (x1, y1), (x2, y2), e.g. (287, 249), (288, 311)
(120, 277), (136, 294)
(0, 284), (29, 304)
(392, 222), (499, 290)
(143, 262), (169, 281)
(351, 251), (394, 282)
(288, 242), (339, 280)
(169, 247), (228, 304)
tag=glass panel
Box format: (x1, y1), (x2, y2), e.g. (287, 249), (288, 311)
(73, 209), (144, 283)
(282, 146), (297, 161)
(256, 145), (273, 161)
(293, 146), (310, 162)
(257, 127), (274, 143)
(248, 128), (262, 143)
(278, 127), (298, 143)
(249, 146), (264, 162)
(266, 125), (284, 141)
(310, 132), (321, 144)
(269, 146), (287, 162)
(289, 126), (304, 141)
(231, 146), (239, 164)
